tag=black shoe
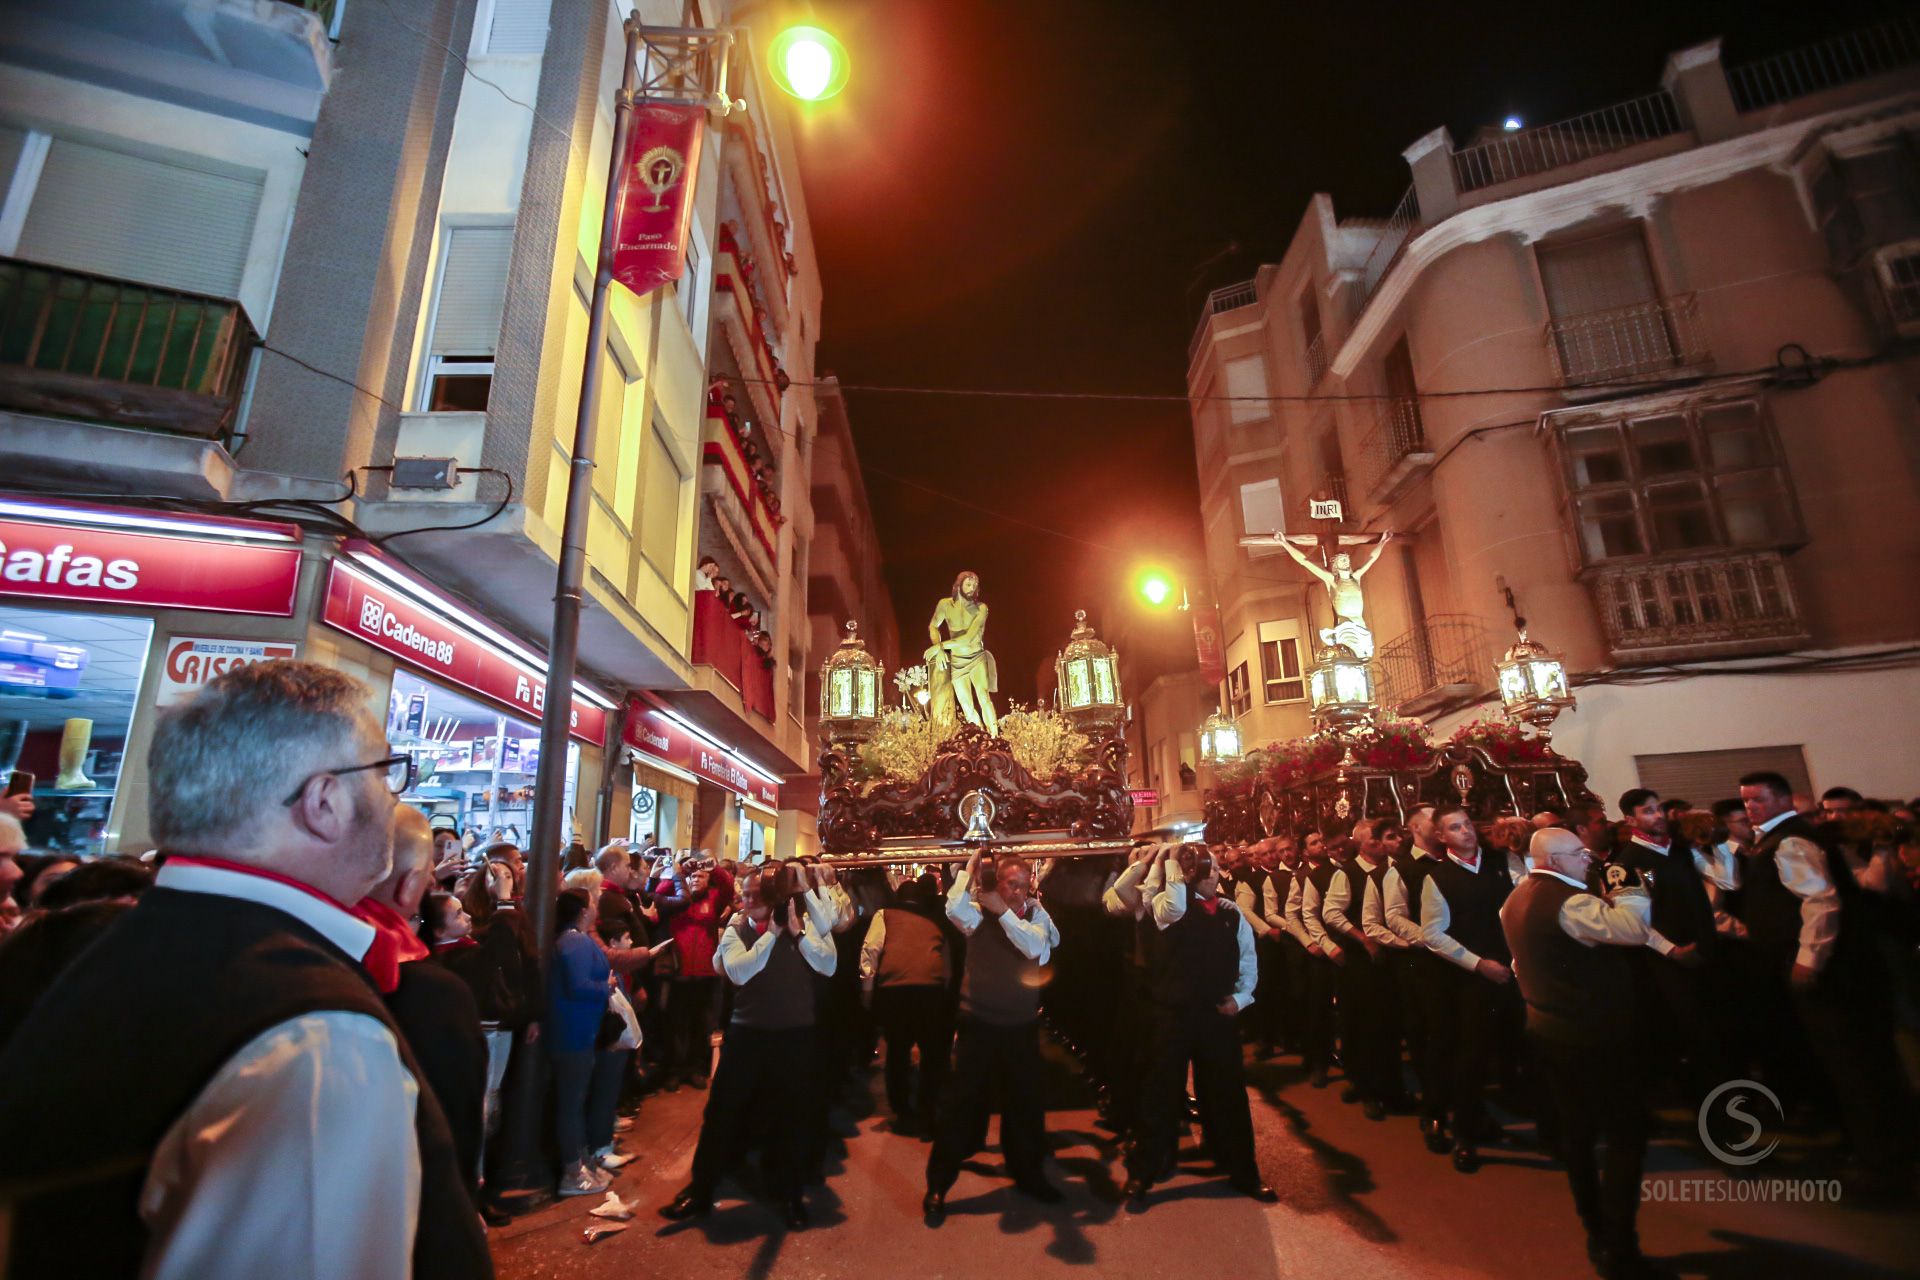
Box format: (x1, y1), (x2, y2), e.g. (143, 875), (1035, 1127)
(1255, 1044), (1276, 1061)
(784, 1196), (809, 1230)
(1421, 1118), (1452, 1154)
(1123, 1177), (1150, 1213)
(1016, 1178), (1064, 1204)
(688, 1075), (709, 1091)
(1229, 1175), (1280, 1204)
(661, 1192), (713, 1220)
(892, 1115), (919, 1137)
(1309, 1068), (1329, 1089)
(921, 1190), (946, 1227)
(1452, 1145), (1481, 1174)
(1340, 1085), (1361, 1103)
(1601, 1245), (1672, 1280)
(480, 1202), (512, 1228)
(1585, 1233), (1610, 1272)
(1362, 1098), (1386, 1121)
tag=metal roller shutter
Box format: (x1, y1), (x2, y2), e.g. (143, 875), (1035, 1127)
(1633, 745), (1811, 808)
(429, 227), (514, 355)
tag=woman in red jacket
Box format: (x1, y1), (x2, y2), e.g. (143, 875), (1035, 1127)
(655, 860), (734, 1090)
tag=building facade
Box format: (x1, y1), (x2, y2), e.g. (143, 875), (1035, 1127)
(0, 0), (876, 859)
(1187, 20), (1920, 803)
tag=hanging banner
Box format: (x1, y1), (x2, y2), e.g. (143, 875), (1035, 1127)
(610, 103), (707, 298)
(1193, 603), (1226, 688)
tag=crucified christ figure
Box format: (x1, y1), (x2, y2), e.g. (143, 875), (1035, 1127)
(1277, 531), (1392, 659)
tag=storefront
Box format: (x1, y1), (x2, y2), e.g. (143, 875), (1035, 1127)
(621, 694), (782, 860)
(318, 544), (616, 848)
(0, 497), (305, 855)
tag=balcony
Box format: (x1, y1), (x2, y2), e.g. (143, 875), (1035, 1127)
(1188, 279), (1259, 364)
(0, 258), (257, 442)
(700, 405), (779, 598)
(1546, 294), (1711, 389)
(1589, 550), (1809, 662)
(691, 590), (777, 722)
(1355, 397), (1432, 503)
(713, 226), (784, 428)
(1450, 91), (1685, 195)
(1303, 329), (1328, 387)
(1374, 614), (1495, 716)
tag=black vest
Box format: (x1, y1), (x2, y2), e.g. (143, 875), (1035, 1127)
(1395, 850), (1439, 927)
(1614, 837), (1715, 948)
(727, 920), (820, 1030)
(960, 906), (1047, 1025)
(1363, 858), (1392, 924)
(1269, 866), (1295, 926)
(1502, 874), (1633, 1045)
(0, 887), (491, 1280)
(1426, 850), (1512, 963)
(1305, 858), (1337, 929)
(1149, 896), (1242, 1007)
(1739, 815), (1859, 974)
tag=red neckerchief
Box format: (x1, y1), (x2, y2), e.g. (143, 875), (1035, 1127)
(1630, 833), (1670, 856)
(432, 936), (479, 954)
(164, 855), (416, 993)
(1196, 893), (1222, 915)
(1447, 849), (1481, 872)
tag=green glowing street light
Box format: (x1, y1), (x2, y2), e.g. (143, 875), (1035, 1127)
(1137, 569), (1175, 608)
(769, 25), (849, 101)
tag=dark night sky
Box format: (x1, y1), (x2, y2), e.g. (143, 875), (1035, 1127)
(786, 0), (1900, 698)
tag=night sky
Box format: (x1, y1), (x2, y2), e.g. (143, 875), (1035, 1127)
(787, 0), (1900, 699)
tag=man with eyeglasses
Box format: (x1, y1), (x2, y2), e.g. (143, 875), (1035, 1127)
(1500, 827), (1653, 1278)
(0, 661), (490, 1280)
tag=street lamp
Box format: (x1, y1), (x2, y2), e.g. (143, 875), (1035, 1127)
(1054, 610), (1124, 734)
(1307, 643), (1377, 736)
(821, 621), (885, 743)
(1495, 630), (1574, 740)
(1199, 709), (1242, 766)
(768, 24), (850, 101)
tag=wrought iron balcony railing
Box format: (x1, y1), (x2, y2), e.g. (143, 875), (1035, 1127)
(1451, 91), (1684, 194)
(1355, 396), (1430, 501)
(1303, 329), (1328, 387)
(1589, 550), (1809, 661)
(1727, 14), (1920, 112)
(0, 258), (258, 442)
(1374, 614), (1495, 715)
(1545, 293), (1710, 388)
(1188, 279), (1259, 364)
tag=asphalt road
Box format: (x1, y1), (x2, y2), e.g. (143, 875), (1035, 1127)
(489, 1038), (1918, 1279)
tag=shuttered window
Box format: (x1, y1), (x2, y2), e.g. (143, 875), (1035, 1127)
(1223, 354), (1268, 424)
(0, 127), (26, 198)
(1633, 745), (1810, 807)
(17, 139), (262, 300)
(429, 227), (513, 355)
(484, 0), (550, 55)
(1538, 227), (1659, 319)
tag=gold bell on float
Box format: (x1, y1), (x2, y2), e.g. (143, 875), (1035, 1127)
(55, 717), (96, 791)
(959, 790), (996, 843)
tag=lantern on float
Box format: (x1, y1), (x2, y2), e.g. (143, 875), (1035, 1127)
(1307, 643), (1377, 736)
(1054, 610), (1124, 734)
(1495, 630), (1574, 740)
(819, 620), (883, 742)
(1199, 709), (1243, 766)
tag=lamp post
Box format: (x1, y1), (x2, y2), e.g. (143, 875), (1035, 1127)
(1054, 610), (1124, 735)
(821, 620), (885, 743)
(1495, 630), (1575, 740)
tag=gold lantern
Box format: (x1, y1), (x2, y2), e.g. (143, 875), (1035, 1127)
(1054, 610), (1124, 734)
(1307, 643), (1377, 737)
(1496, 630), (1574, 739)
(819, 620), (883, 742)
(1198, 709), (1242, 766)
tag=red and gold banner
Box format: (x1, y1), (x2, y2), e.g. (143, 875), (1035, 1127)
(611, 103), (706, 298)
(1193, 603), (1226, 688)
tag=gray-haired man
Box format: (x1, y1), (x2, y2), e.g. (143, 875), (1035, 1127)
(0, 661), (490, 1280)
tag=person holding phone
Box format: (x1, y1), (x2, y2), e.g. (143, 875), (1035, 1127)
(2, 771), (34, 823)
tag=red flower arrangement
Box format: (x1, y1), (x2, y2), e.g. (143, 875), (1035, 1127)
(1263, 738), (1343, 790)
(1353, 720), (1437, 772)
(1448, 717), (1554, 765)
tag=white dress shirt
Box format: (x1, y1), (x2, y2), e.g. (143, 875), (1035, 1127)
(1102, 858), (1152, 919)
(140, 862), (420, 1280)
(1361, 872), (1408, 948)
(1282, 872), (1315, 949)
(1514, 867), (1653, 947)
(1230, 875), (1276, 939)
(1420, 849), (1496, 973)
(1697, 842), (1748, 938)
(1756, 810), (1841, 972)
(716, 909), (837, 982)
(946, 868), (1059, 964)
(1382, 850), (1434, 949)
(1299, 864), (1334, 952)
(1320, 858), (1376, 946)
(1148, 879), (1260, 1012)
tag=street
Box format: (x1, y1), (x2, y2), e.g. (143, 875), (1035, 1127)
(488, 1038), (1919, 1279)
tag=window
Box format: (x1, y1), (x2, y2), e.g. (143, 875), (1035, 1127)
(1557, 398), (1800, 566)
(1873, 239), (1920, 328)
(1257, 620), (1305, 703)
(681, 230), (705, 333)
(475, 0), (550, 55)
(15, 137), (263, 300)
(1299, 288), (1325, 385)
(1817, 145), (1920, 268)
(640, 415), (685, 577)
(1225, 662), (1252, 718)
(1633, 745), (1809, 804)
(1239, 478), (1284, 553)
(594, 343), (638, 527)
(1382, 337), (1424, 448)
(422, 226), (513, 411)
(1223, 355), (1268, 425)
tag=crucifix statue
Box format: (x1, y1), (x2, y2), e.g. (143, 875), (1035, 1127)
(1240, 500), (1392, 659)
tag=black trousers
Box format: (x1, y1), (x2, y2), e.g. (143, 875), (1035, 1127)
(1388, 949), (1430, 1103)
(1105, 962), (1154, 1132)
(1534, 1035), (1649, 1251)
(874, 984), (952, 1128)
(1250, 936), (1288, 1051)
(926, 1016), (1048, 1192)
(1304, 953), (1338, 1075)
(1793, 976), (1915, 1181)
(1337, 948), (1396, 1102)
(663, 977), (721, 1082)
(1282, 940), (1311, 1053)
(1425, 963), (1508, 1141)
(686, 1025), (817, 1201)
(1126, 1003), (1259, 1183)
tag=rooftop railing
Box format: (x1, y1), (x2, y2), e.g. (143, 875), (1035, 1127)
(1188, 279), (1259, 363)
(1451, 90), (1684, 194)
(1727, 14), (1920, 113)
